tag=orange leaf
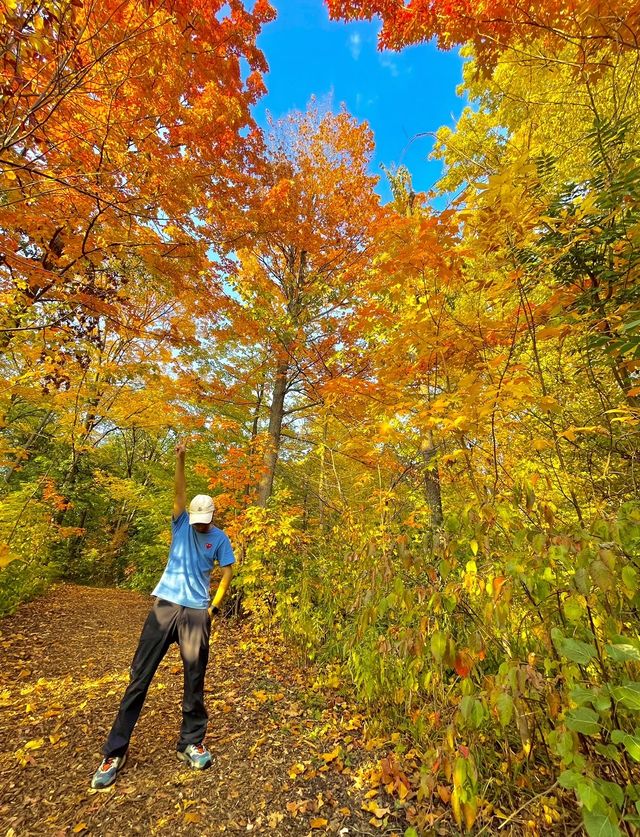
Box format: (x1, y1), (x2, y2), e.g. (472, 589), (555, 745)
(310, 817), (328, 828)
(454, 650), (473, 678)
(437, 784), (451, 804)
(492, 576), (507, 600)
(184, 812), (201, 824)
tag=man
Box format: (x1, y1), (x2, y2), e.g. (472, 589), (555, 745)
(91, 440), (235, 789)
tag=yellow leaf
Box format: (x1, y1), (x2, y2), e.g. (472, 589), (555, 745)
(72, 825), (87, 834)
(0, 549), (19, 569)
(463, 800), (478, 831)
(250, 735), (266, 755)
(310, 818), (328, 829)
(267, 811), (284, 828)
(288, 762), (305, 779)
(184, 812), (201, 824)
(24, 738), (44, 750)
(321, 747), (340, 762)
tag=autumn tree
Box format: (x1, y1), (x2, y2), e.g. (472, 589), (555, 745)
(224, 102), (381, 506)
(0, 0), (274, 357)
(326, 0), (640, 68)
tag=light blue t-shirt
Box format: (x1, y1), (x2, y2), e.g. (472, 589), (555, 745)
(151, 511), (235, 609)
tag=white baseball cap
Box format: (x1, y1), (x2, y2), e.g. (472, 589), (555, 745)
(188, 494), (214, 525)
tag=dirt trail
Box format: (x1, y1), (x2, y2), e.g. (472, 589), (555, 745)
(0, 585), (397, 836)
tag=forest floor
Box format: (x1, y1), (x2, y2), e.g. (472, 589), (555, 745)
(0, 585), (427, 837)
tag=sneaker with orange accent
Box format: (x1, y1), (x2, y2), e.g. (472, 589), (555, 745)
(177, 743), (212, 769)
(90, 752), (127, 789)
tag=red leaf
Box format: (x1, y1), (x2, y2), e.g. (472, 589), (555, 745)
(454, 650), (473, 678)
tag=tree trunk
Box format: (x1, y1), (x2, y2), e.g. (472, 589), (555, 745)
(256, 359), (288, 506)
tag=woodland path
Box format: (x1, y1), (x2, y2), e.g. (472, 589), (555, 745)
(0, 586), (407, 837)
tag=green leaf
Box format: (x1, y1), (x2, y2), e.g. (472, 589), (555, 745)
(430, 631), (447, 663)
(622, 565), (638, 592)
(573, 567), (591, 594)
(595, 743), (622, 762)
(618, 502), (640, 554)
(582, 807), (622, 837)
(590, 560), (614, 592)
(576, 779), (603, 812)
(558, 769), (581, 790)
(566, 707), (600, 735)
(605, 643), (640, 663)
(496, 692), (513, 727)
(611, 730), (640, 762)
(570, 686), (610, 712)
(610, 682), (640, 711)
(552, 628), (597, 665)
(598, 780), (624, 808)
(554, 730), (576, 761)
(564, 597), (585, 622)
(571, 686), (598, 707)
(404, 829), (419, 837)
(460, 695), (474, 722)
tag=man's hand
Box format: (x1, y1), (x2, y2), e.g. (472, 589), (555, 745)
(175, 440), (187, 457)
(208, 604), (220, 619)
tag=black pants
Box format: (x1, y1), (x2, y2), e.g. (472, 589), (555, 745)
(103, 598), (211, 757)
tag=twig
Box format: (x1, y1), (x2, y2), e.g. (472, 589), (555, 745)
(475, 781), (559, 835)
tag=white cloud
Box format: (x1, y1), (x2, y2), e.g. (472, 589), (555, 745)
(349, 32), (362, 60)
(379, 52), (399, 77)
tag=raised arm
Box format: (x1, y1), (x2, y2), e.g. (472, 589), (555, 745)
(173, 441), (187, 519)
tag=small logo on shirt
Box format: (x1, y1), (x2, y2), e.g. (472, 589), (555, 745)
(206, 543), (212, 549)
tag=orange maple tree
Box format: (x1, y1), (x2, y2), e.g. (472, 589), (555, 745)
(0, 0), (274, 353)
(325, 0), (640, 67)
(221, 102), (382, 505)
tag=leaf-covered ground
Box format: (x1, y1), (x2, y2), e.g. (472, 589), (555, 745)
(0, 585), (419, 836)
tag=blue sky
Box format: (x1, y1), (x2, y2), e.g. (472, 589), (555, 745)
(252, 0), (468, 204)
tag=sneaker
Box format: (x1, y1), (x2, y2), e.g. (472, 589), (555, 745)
(177, 743), (212, 770)
(90, 751), (127, 789)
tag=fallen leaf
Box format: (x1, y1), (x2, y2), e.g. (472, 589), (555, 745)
(184, 812), (201, 824)
(288, 762), (305, 779)
(267, 811), (283, 828)
(310, 818), (328, 829)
